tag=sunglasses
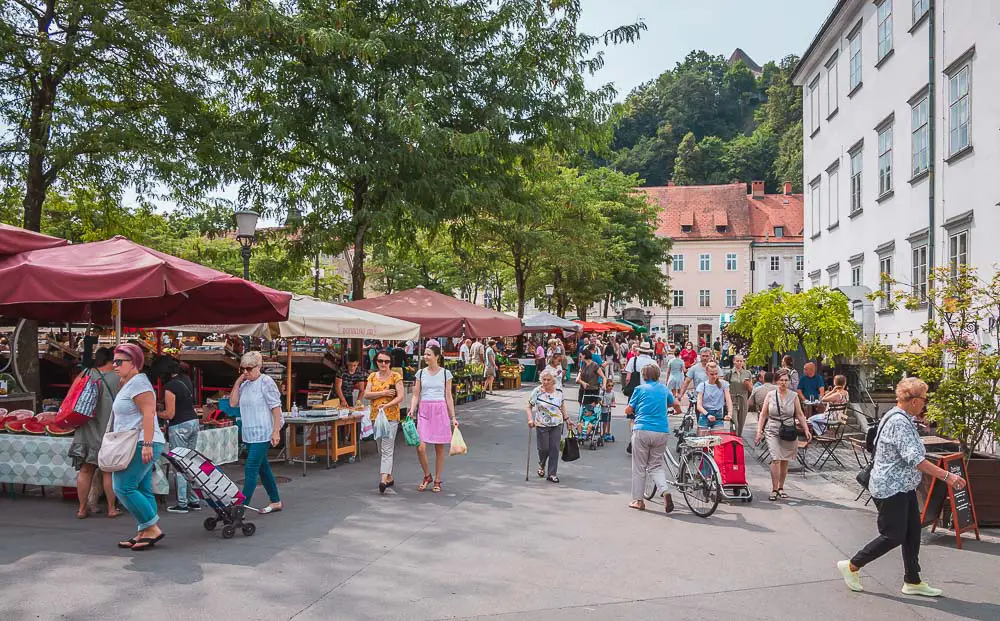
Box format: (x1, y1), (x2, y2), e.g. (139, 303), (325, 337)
(112, 358), (130, 367)
(376, 359), (391, 364)
(240, 366), (258, 372)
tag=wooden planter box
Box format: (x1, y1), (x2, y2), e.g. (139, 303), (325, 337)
(967, 452), (1000, 526)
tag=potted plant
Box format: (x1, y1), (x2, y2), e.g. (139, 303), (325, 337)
(876, 265), (1000, 524)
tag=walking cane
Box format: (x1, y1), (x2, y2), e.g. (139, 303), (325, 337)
(525, 425), (532, 481)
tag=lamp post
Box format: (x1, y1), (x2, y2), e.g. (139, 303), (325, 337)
(545, 284), (554, 313)
(485, 292), (493, 312)
(234, 210), (260, 281)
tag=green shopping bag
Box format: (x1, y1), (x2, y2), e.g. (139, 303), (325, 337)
(402, 416), (420, 446)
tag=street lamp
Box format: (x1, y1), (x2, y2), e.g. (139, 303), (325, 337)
(485, 291), (493, 311)
(234, 210), (260, 281)
(545, 284), (554, 313)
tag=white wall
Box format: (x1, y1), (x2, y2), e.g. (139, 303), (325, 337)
(796, 0), (1000, 346)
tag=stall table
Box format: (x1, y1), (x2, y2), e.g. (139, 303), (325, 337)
(1, 425), (238, 495)
(284, 412), (362, 476)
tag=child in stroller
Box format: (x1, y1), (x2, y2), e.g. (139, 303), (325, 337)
(577, 394), (603, 450)
(598, 377), (616, 442)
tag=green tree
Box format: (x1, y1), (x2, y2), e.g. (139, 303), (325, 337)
(729, 287), (858, 366)
(774, 120), (804, 192)
(723, 126), (779, 189)
(223, 0), (645, 301)
(672, 132), (728, 185)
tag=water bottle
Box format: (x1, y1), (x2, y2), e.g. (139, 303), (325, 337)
(291, 404), (299, 417)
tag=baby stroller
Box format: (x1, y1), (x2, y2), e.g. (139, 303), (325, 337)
(578, 396), (604, 450)
(164, 446), (257, 538)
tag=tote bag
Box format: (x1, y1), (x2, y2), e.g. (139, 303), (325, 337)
(97, 409), (140, 472)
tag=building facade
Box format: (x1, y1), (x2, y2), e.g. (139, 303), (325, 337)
(639, 183), (804, 346)
(793, 0), (1000, 346)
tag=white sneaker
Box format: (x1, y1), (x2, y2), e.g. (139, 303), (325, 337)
(837, 560), (864, 592)
(901, 582), (943, 597)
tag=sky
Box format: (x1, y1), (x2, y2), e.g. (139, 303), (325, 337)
(577, 0), (833, 98)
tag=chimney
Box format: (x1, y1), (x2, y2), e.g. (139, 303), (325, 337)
(783, 181), (793, 195)
(751, 180), (765, 198)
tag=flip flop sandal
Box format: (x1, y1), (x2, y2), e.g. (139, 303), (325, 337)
(76, 509), (89, 519)
(432, 480), (442, 493)
(117, 537), (137, 549)
(778, 489), (789, 499)
(769, 490), (779, 501)
(131, 534), (164, 551)
(629, 501), (645, 511)
(107, 511), (122, 519)
(418, 475), (433, 492)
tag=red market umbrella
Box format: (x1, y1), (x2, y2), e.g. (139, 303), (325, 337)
(345, 288), (522, 338)
(0, 236), (291, 326)
(0, 223), (68, 256)
(600, 321), (633, 333)
(573, 320), (611, 333)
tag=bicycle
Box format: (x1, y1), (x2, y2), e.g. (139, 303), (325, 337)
(642, 403), (723, 518)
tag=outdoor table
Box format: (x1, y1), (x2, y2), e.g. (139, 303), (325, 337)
(284, 415), (337, 476)
(284, 413), (363, 476)
(921, 436), (959, 449)
(1, 425), (237, 494)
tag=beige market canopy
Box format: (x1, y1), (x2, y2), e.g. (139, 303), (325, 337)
(172, 294), (421, 341)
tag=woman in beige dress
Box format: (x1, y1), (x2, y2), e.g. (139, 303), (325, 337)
(755, 368), (811, 501)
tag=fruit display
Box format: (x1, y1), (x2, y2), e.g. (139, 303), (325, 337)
(1, 410), (82, 436)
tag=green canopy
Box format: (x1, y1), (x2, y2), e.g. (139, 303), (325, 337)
(620, 319), (648, 333)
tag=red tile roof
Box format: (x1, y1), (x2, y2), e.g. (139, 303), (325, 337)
(642, 182), (804, 243)
(644, 183), (753, 240)
(748, 193), (805, 242)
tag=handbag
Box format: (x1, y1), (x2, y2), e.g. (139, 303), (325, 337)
(401, 415), (420, 447)
(856, 411), (904, 489)
(97, 407), (141, 473)
(54, 370), (102, 429)
(774, 395), (798, 442)
(561, 427), (580, 462)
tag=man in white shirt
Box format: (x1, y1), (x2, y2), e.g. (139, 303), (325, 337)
(624, 342), (657, 389)
(404, 340), (414, 356)
(459, 339), (472, 364)
(470, 338), (485, 365)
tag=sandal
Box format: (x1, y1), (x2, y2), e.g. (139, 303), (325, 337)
(418, 475), (433, 492)
(432, 480), (442, 493)
(131, 533), (164, 551)
(537, 466), (545, 478)
(106, 510), (122, 519)
(259, 503), (283, 514)
(117, 537), (137, 549)
(629, 500), (645, 511)
(769, 490), (779, 501)
(778, 488), (788, 499)
(546, 475), (559, 483)
(76, 508), (89, 520)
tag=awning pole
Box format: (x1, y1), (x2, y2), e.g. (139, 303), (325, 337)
(286, 337), (293, 412)
(114, 299), (122, 346)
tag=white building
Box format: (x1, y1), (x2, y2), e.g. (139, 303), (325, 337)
(792, 0), (1000, 346)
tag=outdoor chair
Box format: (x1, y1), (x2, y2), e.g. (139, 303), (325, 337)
(810, 402), (849, 470)
(847, 410), (875, 468)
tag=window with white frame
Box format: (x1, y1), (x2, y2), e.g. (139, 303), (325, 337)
(851, 263), (862, 287)
(811, 273), (821, 289)
(912, 0), (929, 24)
(878, 122), (893, 195)
(726, 289), (738, 308)
(911, 94), (929, 176)
(671, 254), (685, 271)
(849, 146), (863, 213)
(828, 165), (840, 227)
(949, 230), (968, 277)
(849, 28), (862, 91)
(795, 255), (804, 272)
(826, 53), (839, 116)
(809, 76), (820, 135)
(725, 253), (737, 271)
(877, 1), (893, 62)
(911, 244), (927, 300)
(699, 253), (711, 271)
(948, 65), (970, 155)
(810, 178), (821, 233)
(699, 289), (711, 307)
(829, 271), (840, 288)
(770, 256), (780, 271)
(672, 290), (684, 307)
(879, 255), (893, 309)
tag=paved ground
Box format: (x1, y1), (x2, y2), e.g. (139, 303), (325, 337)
(1, 385), (998, 621)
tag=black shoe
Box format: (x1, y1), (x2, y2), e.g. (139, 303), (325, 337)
(188, 503), (202, 511)
(626, 442), (632, 455)
(166, 505), (189, 514)
(379, 481), (387, 494)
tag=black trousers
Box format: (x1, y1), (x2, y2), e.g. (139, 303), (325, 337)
(850, 490), (922, 584)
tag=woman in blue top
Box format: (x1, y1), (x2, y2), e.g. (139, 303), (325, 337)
(625, 363), (681, 513)
(110, 343), (166, 551)
(696, 361), (733, 433)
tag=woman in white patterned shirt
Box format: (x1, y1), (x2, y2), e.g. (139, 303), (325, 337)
(837, 378), (966, 597)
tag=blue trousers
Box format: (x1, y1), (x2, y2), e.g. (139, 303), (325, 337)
(168, 420), (200, 507)
(112, 442), (165, 530)
(243, 442), (280, 506)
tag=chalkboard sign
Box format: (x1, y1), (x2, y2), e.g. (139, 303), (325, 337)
(919, 453), (981, 549)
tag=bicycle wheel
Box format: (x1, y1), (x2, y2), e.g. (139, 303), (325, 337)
(679, 451), (721, 518)
(643, 478), (657, 500)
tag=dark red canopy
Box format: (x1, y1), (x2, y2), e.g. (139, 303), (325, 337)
(0, 236), (291, 326)
(0, 223), (68, 256)
(345, 288), (522, 338)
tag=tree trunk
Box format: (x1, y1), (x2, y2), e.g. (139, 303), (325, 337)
(514, 266), (527, 318)
(603, 293), (611, 318)
(577, 304), (587, 321)
(350, 180), (370, 301)
(15, 321), (41, 394)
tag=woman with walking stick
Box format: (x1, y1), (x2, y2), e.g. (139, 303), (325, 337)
(525, 369), (572, 483)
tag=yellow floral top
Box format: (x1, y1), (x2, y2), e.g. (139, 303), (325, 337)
(367, 371), (403, 421)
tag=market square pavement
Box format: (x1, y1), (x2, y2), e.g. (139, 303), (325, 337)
(1, 385), (999, 621)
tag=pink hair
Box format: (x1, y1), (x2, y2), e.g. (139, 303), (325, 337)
(114, 343), (145, 370)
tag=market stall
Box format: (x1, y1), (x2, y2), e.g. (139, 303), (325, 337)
(344, 288), (523, 338)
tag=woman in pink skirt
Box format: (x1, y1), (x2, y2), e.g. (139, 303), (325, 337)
(408, 341), (458, 493)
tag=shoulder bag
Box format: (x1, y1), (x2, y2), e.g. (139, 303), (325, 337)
(97, 397), (141, 472)
(774, 393), (798, 442)
(623, 357), (641, 397)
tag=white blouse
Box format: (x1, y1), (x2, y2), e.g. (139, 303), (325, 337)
(238, 374), (282, 443)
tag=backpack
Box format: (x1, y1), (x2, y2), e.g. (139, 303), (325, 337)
(54, 370), (103, 429)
